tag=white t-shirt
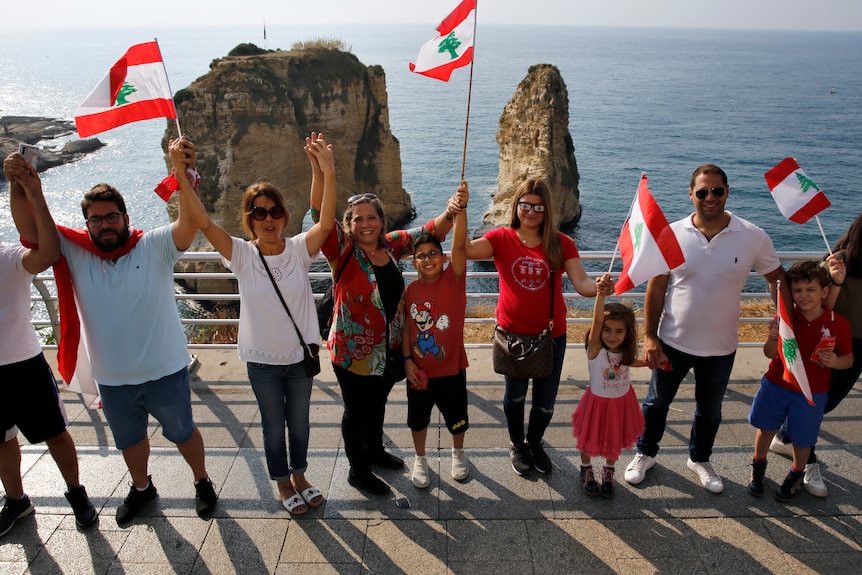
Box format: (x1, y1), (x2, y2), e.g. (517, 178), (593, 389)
(658, 212), (781, 356)
(587, 349), (632, 399)
(60, 225), (190, 386)
(222, 234), (319, 365)
(0, 244), (42, 365)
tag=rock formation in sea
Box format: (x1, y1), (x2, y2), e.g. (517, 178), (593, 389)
(0, 116), (104, 180)
(165, 42), (411, 249)
(479, 64), (581, 235)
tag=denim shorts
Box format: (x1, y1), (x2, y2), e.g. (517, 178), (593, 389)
(749, 376), (827, 448)
(99, 367), (195, 450)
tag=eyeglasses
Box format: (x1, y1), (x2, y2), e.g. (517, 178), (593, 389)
(85, 212), (124, 227)
(694, 187), (726, 199)
(517, 202), (546, 213)
(248, 206), (286, 221)
(414, 250), (442, 261)
(348, 193), (377, 205)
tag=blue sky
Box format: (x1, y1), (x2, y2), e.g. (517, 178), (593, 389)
(6, 0), (862, 31)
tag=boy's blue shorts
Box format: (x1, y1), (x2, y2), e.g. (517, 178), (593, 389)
(748, 376), (827, 448)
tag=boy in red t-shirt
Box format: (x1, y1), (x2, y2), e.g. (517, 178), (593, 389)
(748, 261), (853, 502)
(402, 182), (470, 488)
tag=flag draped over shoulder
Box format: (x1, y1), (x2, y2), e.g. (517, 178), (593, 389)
(74, 41), (176, 138)
(777, 281), (815, 405)
(615, 174), (685, 295)
(764, 157), (831, 224)
(409, 0), (476, 81)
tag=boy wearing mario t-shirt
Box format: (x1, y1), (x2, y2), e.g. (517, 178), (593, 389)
(747, 260), (853, 502)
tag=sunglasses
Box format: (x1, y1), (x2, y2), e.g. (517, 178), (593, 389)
(248, 206), (286, 221)
(694, 187), (726, 199)
(348, 193), (377, 204)
(86, 212), (124, 227)
(414, 250), (442, 261)
(517, 201), (546, 213)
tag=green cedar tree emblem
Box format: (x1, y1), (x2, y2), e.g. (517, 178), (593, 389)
(438, 32), (462, 60)
(795, 172), (820, 194)
(116, 82), (137, 106)
(633, 222), (644, 251)
(782, 337), (800, 365)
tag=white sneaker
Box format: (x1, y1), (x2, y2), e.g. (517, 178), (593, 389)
(803, 462), (828, 497)
(686, 458), (724, 493)
(769, 436), (794, 458)
(412, 455), (430, 489)
(624, 453), (656, 484)
(451, 449), (470, 481)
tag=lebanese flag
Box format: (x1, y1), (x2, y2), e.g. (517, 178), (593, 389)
(615, 174), (685, 295)
(777, 281), (815, 405)
(409, 0), (476, 81)
(74, 41), (176, 138)
(764, 157), (831, 224)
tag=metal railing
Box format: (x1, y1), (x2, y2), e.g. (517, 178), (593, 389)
(31, 251), (823, 351)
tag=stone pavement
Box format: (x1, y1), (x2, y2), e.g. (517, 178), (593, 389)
(2, 348), (862, 574)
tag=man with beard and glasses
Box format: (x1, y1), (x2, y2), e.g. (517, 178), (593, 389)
(3, 138), (217, 526)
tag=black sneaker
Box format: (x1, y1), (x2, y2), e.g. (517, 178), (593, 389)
(0, 494), (35, 537)
(600, 466), (616, 498)
(529, 441), (552, 474)
(65, 485), (98, 529)
(116, 476), (158, 525)
(510, 443), (533, 476)
(581, 465), (600, 496)
(348, 469), (391, 496)
(370, 451), (405, 470)
(775, 469), (804, 502)
(748, 459), (768, 498)
(194, 478), (218, 519)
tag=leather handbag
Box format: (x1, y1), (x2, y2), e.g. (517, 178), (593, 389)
(492, 268), (555, 379)
(256, 245), (321, 378)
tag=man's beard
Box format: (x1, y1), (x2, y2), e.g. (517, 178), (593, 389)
(91, 224), (130, 252)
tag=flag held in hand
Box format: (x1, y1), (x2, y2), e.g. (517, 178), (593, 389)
(409, 0), (476, 81)
(777, 280), (815, 405)
(764, 157), (831, 224)
(74, 41), (176, 138)
(615, 174), (685, 295)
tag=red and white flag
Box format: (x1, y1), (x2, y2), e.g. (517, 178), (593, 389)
(764, 157), (831, 224)
(74, 41), (176, 138)
(777, 280), (815, 405)
(409, 0), (476, 82)
(615, 174), (685, 295)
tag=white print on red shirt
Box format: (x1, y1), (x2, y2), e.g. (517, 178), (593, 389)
(510, 256), (550, 291)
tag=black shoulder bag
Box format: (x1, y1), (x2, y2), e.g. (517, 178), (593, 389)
(492, 268), (555, 379)
(256, 245), (321, 377)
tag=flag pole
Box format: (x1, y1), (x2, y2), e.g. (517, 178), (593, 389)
(609, 173), (644, 273)
(815, 214), (833, 256)
(459, 1), (478, 182)
(153, 38), (182, 138)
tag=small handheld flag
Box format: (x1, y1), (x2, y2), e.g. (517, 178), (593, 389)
(613, 174), (685, 295)
(776, 280), (815, 405)
(409, 0), (476, 82)
(764, 157), (833, 253)
(74, 41), (177, 138)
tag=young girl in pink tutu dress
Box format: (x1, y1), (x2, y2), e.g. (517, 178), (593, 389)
(572, 272), (647, 497)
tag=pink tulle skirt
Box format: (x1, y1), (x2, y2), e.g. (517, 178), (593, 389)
(572, 386), (644, 461)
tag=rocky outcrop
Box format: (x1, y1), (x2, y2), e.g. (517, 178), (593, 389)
(0, 116), (104, 179)
(480, 64), (581, 234)
(165, 45), (411, 249)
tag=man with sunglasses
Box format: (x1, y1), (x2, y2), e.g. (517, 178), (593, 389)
(5, 138), (218, 525)
(625, 164), (785, 494)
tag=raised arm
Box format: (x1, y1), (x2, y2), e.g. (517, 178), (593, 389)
(586, 274), (611, 360)
(450, 181), (469, 279)
(824, 253), (845, 310)
(171, 138), (234, 260)
(3, 153), (40, 245)
(4, 154), (60, 273)
(304, 133), (336, 256)
(432, 194), (463, 241)
(642, 273), (670, 368)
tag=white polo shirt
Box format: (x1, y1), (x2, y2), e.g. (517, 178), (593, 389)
(0, 244), (42, 365)
(658, 212), (780, 357)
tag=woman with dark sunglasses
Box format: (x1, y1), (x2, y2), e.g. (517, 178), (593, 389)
(310, 163), (462, 496)
(463, 178), (601, 477)
(178, 133), (336, 515)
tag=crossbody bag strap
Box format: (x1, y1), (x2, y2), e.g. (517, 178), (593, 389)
(255, 244), (310, 351)
(548, 268), (555, 332)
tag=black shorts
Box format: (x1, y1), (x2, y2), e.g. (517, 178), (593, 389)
(406, 370), (469, 435)
(0, 353), (68, 444)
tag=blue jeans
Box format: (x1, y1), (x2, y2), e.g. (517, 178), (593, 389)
(637, 341), (736, 462)
(776, 336), (862, 463)
(504, 335), (567, 446)
(247, 361), (313, 481)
